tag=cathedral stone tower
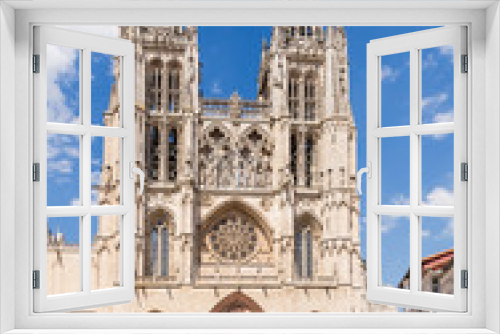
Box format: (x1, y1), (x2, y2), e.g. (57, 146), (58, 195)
(118, 26), (200, 286)
(49, 26), (394, 313)
(257, 26), (362, 288)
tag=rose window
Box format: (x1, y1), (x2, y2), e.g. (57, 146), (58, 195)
(209, 213), (258, 261)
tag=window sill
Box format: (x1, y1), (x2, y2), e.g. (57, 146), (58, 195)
(4, 329), (497, 334)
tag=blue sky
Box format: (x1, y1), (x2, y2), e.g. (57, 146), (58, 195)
(47, 26), (455, 290)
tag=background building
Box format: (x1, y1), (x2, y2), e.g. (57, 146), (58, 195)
(399, 249), (454, 293)
(48, 26), (395, 313)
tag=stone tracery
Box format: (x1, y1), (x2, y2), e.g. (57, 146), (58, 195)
(207, 212), (258, 262)
(198, 125), (272, 189)
(199, 201), (273, 266)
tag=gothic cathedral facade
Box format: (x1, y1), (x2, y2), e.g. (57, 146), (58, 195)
(48, 26), (395, 313)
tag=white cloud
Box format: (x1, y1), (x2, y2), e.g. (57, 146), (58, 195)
(91, 170), (102, 185)
(92, 158), (102, 167)
(48, 159), (73, 174)
(424, 187), (454, 239)
(381, 189), (454, 238)
(381, 65), (399, 82)
(422, 92), (448, 111)
(422, 53), (438, 69)
(425, 187), (454, 206)
(441, 218), (454, 238)
(47, 134), (79, 182)
(91, 189), (100, 206)
(431, 111), (454, 139)
(70, 197), (80, 206)
(381, 194), (410, 234)
(381, 216), (399, 234)
(211, 81), (223, 95)
(423, 45), (453, 69)
(392, 193), (410, 206)
(433, 111), (454, 124)
(439, 45), (454, 58)
(421, 93), (454, 139)
(46, 44), (80, 124)
(64, 146), (80, 158)
(47, 134), (80, 162)
(47, 135), (61, 159)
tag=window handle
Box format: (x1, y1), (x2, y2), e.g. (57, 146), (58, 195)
(129, 162), (145, 195)
(356, 162), (371, 195)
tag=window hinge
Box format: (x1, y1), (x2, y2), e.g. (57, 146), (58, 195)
(461, 162), (468, 181)
(33, 163), (40, 182)
(461, 270), (468, 289)
(461, 54), (468, 73)
(33, 54), (40, 73)
(33, 270), (40, 289)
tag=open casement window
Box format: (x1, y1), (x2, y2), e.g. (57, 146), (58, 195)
(364, 26), (467, 312)
(33, 26), (141, 312)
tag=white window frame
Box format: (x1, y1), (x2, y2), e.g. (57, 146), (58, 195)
(0, 2), (498, 333)
(32, 26), (136, 313)
(365, 26), (467, 312)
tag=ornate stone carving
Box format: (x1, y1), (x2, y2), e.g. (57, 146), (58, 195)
(207, 212), (258, 262)
(198, 124), (273, 189)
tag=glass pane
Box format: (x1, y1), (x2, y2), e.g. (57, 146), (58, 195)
(381, 52), (410, 127)
(381, 136), (410, 205)
(421, 217), (454, 295)
(380, 215), (410, 289)
(421, 45), (454, 124)
(92, 215), (121, 290)
(47, 133), (80, 206)
(91, 52), (121, 127)
(46, 44), (80, 124)
(91, 136), (121, 205)
(421, 133), (454, 206)
(47, 216), (80, 295)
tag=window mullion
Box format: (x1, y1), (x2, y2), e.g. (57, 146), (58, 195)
(82, 47), (92, 210)
(82, 214), (91, 293)
(82, 48), (92, 294)
(45, 123), (129, 137)
(90, 205), (129, 215)
(409, 47), (420, 294)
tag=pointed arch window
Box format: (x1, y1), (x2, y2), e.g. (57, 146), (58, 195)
(167, 66), (180, 113)
(145, 61), (162, 113)
(288, 76), (299, 119)
(295, 224), (313, 279)
(147, 125), (160, 181)
(305, 134), (314, 187)
(147, 215), (171, 277)
(168, 128), (178, 181)
(290, 133), (298, 186)
(304, 77), (316, 120)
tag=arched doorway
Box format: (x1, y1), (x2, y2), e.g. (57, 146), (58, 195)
(210, 291), (264, 313)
